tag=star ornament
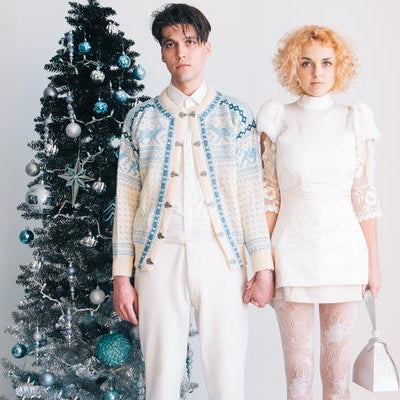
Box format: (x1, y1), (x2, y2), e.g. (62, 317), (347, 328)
(58, 158), (94, 205)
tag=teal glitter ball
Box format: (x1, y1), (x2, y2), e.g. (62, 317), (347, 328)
(114, 89), (129, 104)
(96, 333), (132, 367)
(117, 54), (131, 69)
(19, 229), (34, 244)
(103, 390), (120, 400)
(132, 64), (146, 80)
(12, 343), (28, 359)
(78, 41), (91, 54)
(93, 100), (109, 115)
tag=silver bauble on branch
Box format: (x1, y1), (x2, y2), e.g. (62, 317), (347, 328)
(25, 181), (55, 214)
(90, 287), (106, 305)
(39, 371), (56, 387)
(25, 161), (40, 176)
(80, 232), (98, 247)
(66, 121), (81, 138)
(92, 178), (106, 195)
(44, 141), (59, 157)
(91, 67), (105, 84)
(43, 85), (58, 98)
(108, 136), (120, 149)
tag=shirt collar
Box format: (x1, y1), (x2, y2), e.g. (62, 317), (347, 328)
(167, 81), (207, 107)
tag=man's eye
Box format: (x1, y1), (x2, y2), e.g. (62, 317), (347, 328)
(186, 40), (197, 45)
(163, 42), (174, 48)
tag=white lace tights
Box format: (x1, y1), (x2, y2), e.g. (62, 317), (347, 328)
(273, 300), (359, 400)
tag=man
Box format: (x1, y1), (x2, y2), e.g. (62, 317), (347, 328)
(112, 4), (273, 399)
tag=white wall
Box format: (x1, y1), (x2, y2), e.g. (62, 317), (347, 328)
(1, 1), (399, 398)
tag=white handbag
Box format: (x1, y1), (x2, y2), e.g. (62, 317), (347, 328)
(353, 290), (399, 392)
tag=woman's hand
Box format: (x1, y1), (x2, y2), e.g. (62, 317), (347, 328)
(243, 269), (274, 307)
(363, 261), (381, 298)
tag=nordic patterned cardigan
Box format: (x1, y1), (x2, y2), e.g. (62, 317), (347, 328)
(112, 85), (273, 276)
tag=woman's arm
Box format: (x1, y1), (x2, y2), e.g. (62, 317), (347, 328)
(360, 218), (380, 297)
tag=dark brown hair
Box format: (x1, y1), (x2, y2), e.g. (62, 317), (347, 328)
(151, 3), (211, 45)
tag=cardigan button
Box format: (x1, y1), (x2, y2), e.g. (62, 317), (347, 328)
(157, 232), (164, 239)
(175, 141), (184, 147)
(179, 112), (187, 118)
(164, 201), (172, 208)
(199, 171), (207, 177)
(170, 171), (179, 177)
(188, 111), (196, 117)
(146, 258), (154, 265)
(193, 141), (201, 147)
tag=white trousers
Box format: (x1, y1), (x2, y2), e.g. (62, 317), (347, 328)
(135, 233), (248, 400)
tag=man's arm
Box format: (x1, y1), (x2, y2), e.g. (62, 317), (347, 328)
(112, 113), (142, 324)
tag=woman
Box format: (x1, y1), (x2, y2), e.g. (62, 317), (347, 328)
(252, 26), (381, 399)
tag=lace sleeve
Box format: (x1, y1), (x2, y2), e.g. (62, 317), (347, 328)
(351, 139), (382, 221)
(261, 133), (280, 214)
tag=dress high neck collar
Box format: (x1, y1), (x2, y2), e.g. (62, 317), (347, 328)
(297, 93), (334, 110)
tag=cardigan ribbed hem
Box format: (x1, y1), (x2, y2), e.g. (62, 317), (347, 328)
(112, 255), (134, 277)
(250, 249), (274, 273)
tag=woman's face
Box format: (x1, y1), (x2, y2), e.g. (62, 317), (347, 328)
(296, 41), (336, 97)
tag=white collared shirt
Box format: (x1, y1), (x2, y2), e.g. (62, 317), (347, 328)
(166, 82), (212, 239)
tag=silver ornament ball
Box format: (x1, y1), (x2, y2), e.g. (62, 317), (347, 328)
(43, 86), (58, 98)
(44, 142), (59, 157)
(80, 233), (98, 247)
(25, 161), (40, 176)
(90, 68), (105, 84)
(39, 371), (56, 387)
(66, 122), (81, 138)
(25, 181), (55, 214)
(92, 178), (106, 195)
(90, 288), (106, 305)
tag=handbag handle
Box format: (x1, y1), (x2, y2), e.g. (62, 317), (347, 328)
(364, 289), (380, 338)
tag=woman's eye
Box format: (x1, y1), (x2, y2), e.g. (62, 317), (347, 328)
(301, 61), (311, 68)
(323, 61), (333, 67)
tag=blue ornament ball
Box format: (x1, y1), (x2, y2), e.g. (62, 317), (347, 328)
(12, 343), (28, 359)
(96, 332), (132, 367)
(39, 371), (56, 387)
(93, 101), (109, 115)
(114, 89), (129, 104)
(132, 64), (146, 80)
(103, 390), (120, 400)
(78, 41), (92, 54)
(19, 229), (34, 244)
(117, 54), (131, 69)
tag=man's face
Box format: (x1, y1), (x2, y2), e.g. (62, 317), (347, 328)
(160, 24), (211, 90)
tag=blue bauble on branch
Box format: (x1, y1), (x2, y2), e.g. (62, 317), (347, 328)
(12, 343), (28, 359)
(78, 40), (92, 54)
(19, 229), (34, 244)
(117, 53), (131, 69)
(93, 100), (109, 115)
(103, 390), (120, 400)
(132, 64), (146, 80)
(114, 89), (129, 104)
(96, 332), (132, 367)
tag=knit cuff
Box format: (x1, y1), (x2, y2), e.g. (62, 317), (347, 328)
(249, 249), (274, 273)
(112, 255), (134, 277)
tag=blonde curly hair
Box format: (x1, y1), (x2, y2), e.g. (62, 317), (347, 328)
(274, 25), (357, 95)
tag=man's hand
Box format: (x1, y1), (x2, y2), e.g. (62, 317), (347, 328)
(243, 269), (274, 307)
(113, 276), (139, 325)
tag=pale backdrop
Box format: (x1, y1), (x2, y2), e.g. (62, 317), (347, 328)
(1, 0), (399, 398)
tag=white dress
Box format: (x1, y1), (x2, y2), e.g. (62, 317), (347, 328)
(257, 94), (382, 303)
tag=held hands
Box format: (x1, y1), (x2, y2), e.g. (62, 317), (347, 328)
(113, 276), (139, 325)
(243, 269), (274, 307)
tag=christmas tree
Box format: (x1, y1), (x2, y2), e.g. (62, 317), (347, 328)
(2, 1), (196, 398)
